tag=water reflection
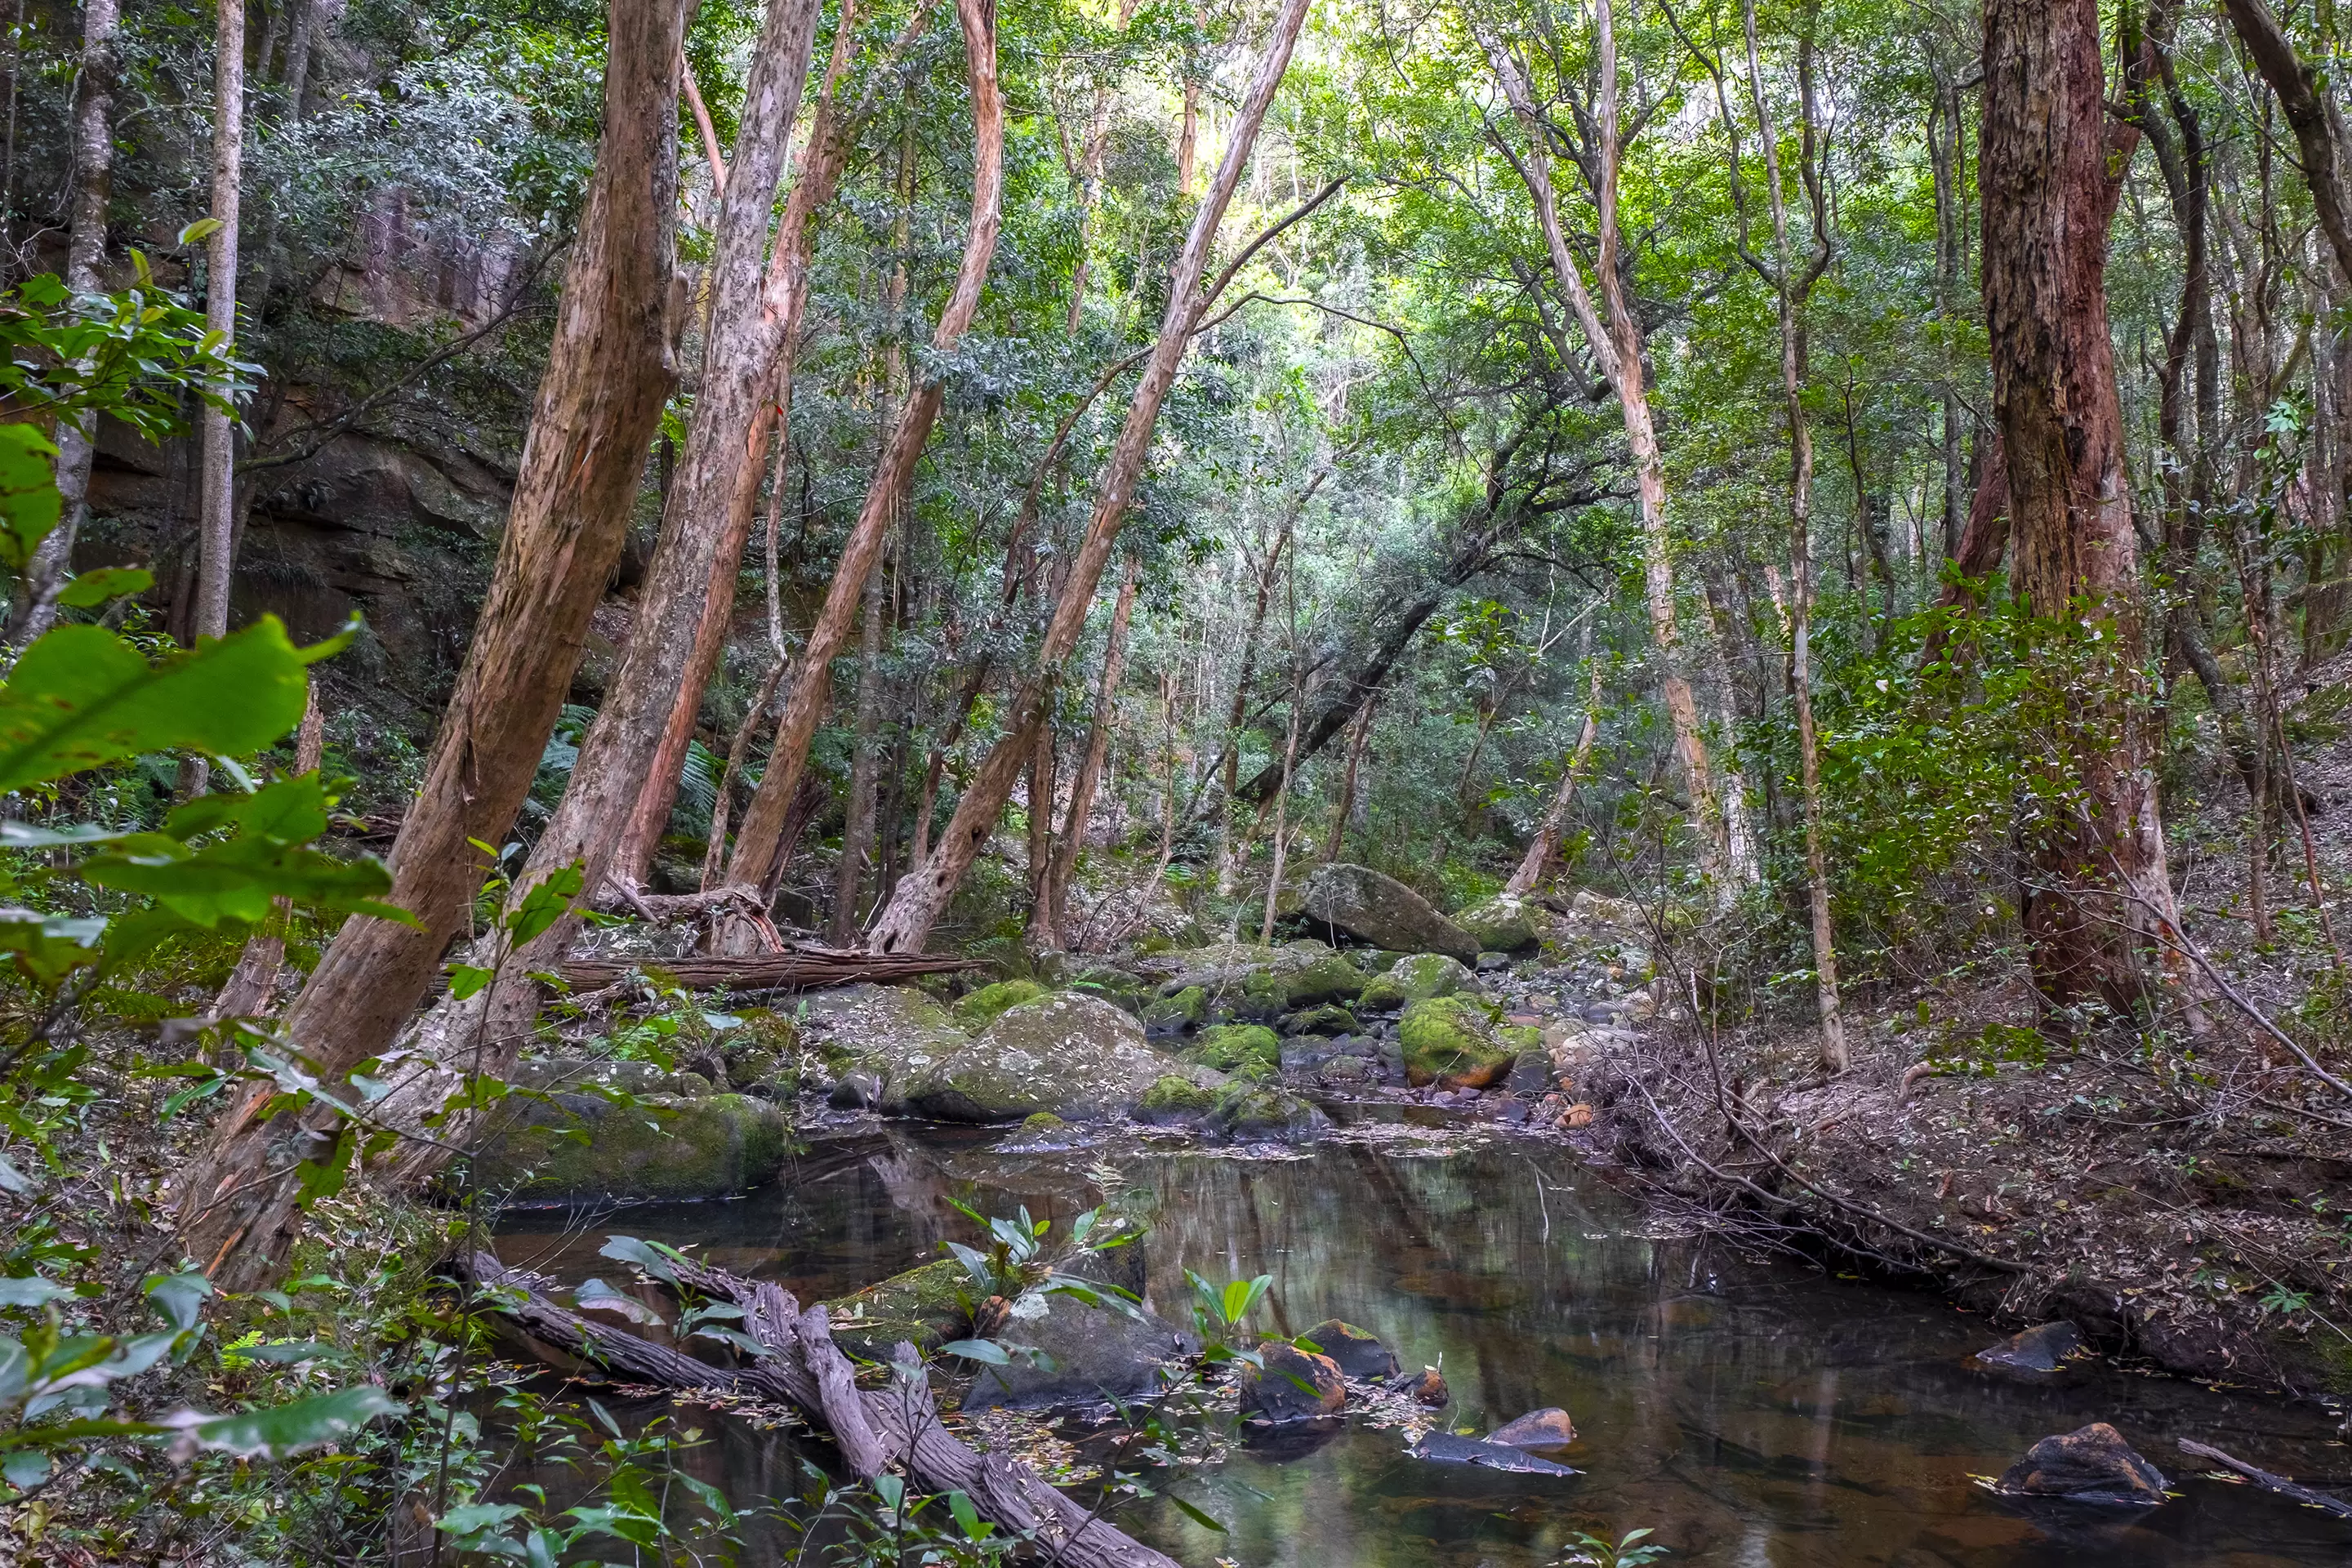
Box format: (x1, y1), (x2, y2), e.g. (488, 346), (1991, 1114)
(496, 1122), (2352, 1566)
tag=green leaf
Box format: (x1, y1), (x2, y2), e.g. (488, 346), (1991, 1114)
(436, 1501), (528, 1536)
(54, 568), (154, 608)
(0, 620), (312, 794)
(595, 1235), (684, 1288)
(572, 1279), (665, 1327)
(938, 1338), (1011, 1365)
(0, 909), (105, 986)
(448, 964), (493, 1001)
(0, 1277), (74, 1312)
(0, 425), (61, 571)
(1, 1449), (49, 1491)
(947, 1489), (988, 1540)
(140, 1271), (210, 1332)
(164, 1384), (403, 1459)
(505, 863), (584, 947)
(1167, 1494), (1229, 1532)
(176, 219), (225, 245)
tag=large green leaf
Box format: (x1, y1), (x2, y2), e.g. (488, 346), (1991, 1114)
(0, 911), (105, 986)
(163, 1385), (403, 1459)
(0, 621), (311, 793)
(82, 835), (399, 929)
(0, 425), (60, 571)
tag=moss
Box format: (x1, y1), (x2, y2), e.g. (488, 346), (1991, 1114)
(1192, 1022), (1281, 1072)
(472, 1092), (791, 1201)
(1236, 967), (1289, 1021)
(1360, 952), (1476, 1011)
(823, 1258), (973, 1361)
(953, 978), (1049, 1030)
(1208, 1082), (1326, 1142)
(1398, 996), (1515, 1089)
(1453, 894), (1541, 953)
(1283, 1004), (1360, 1036)
(1142, 984), (1207, 1032)
(721, 1007), (800, 1091)
(1497, 1022), (1543, 1054)
(1282, 951), (1366, 1007)
(1140, 1072), (1220, 1121)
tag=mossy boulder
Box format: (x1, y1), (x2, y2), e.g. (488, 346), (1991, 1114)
(1298, 863), (1479, 960)
(797, 984), (972, 1110)
(1281, 1004), (1359, 1037)
(1207, 1082), (1329, 1143)
(1066, 964), (1147, 1014)
(1141, 984), (1207, 1034)
(1452, 893), (1543, 954)
(719, 1009), (800, 1093)
(1358, 952), (1477, 1012)
(1277, 944), (1366, 1007)
(473, 1092), (790, 1201)
(1191, 1023), (1281, 1073)
(1398, 996), (1517, 1089)
(1138, 1072), (1222, 1124)
(952, 978), (1049, 1031)
(822, 1258), (973, 1361)
(907, 992), (1177, 1123)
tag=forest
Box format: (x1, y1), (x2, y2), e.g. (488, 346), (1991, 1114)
(2, 0), (2352, 1559)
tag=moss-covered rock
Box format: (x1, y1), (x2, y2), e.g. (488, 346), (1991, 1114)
(473, 1092), (791, 1201)
(1452, 893), (1543, 953)
(506, 1057), (716, 1098)
(796, 984), (972, 1110)
(1299, 863), (1479, 960)
(1138, 1072), (1222, 1124)
(1279, 947), (1366, 1007)
(1207, 1082), (1329, 1143)
(1358, 952), (1477, 1012)
(907, 992), (1176, 1123)
(952, 978), (1049, 1030)
(1398, 996), (1517, 1089)
(822, 1258), (973, 1361)
(1141, 984), (1207, 1033)
(719, 1009), (800, 1093)
(1191, 1023), (1281, 1073)
(1066, 964), (1146, 1014)
(1281, 1004), (1359, 1037)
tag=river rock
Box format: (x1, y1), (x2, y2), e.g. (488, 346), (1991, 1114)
(798, 983), (971, 1110)
(1138, 1071), (1223, 1125)
(952, 978), (1049, 1030)
(1282, 1003), (1360, 1037)
(961, 1296), (1196, 1410)
(1276, 942), (1369, 1006)
(1412, 1432), (1579, 1475)
(1189, 1022), (1281, 1074)
(1487, 1407), (1577, 1450)
(1298, 864), (1480, 960)
(1396, 1366), (1449, 1405)
(907, 993), (1178, 1123)
(1358, 953), (1478, 1012)
(506, 1056), (717, 1098)
(1140, 984), (1206, 1034)
(717, 1008), (800, 1093)
(1302, 1320), (1400, 1380)
(1400, 996), (1529, 1089)
(1974, 1321), (2083, 1373)
(824, 1258), (972, 1362)
(1207, 1082), (1329, 1143)
(1503, 1052), (1553, 1095)
(473, 1091), (789, 1202)
(1451, 893), (1544, 953)
(1996, 1423), (2167, 1504)
(1239, 1342), (1346, 1422)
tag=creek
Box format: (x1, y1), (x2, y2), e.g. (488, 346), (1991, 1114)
(495, 1113), (2352, 1566)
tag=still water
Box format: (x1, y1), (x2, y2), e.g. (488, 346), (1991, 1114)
(496, 1116), (2352, 1566)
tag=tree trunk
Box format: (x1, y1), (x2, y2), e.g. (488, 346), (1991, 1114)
(724, 0), (1005, 893)
(2223, 0), (2352, 285)
(1257, 587), (1306, 947)
(831, 554), (891, 942)
(173, 0), (688, 1292)
(1323, 689), (1374, 863)
(1214, 502), (1294, 892)
(192, 0), (246, 647)
(1981, 0), (2185, 1018)
(1038, 555), (1138, 945)
(9, 0), (118, 651)
(1505, 639), (1601, 897)
(867, 0), (1316, 953)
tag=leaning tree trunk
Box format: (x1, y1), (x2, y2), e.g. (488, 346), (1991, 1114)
(866, 0), (1316, 953)
(1505, 635), (1601, 897)
(1039, 555), (1140, 945)
(9, 0), (118, 651)
(190, 0), (244, 650)
(724, 0), (1005, 893)
(174, 0), (687, 1291)
(1981, 0), (2186, 1018)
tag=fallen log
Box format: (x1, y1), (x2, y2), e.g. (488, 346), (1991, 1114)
(559, 949), (982, 991)
(466, 1252), (1179, 1568)
(2176, 1437), (2352, 1520)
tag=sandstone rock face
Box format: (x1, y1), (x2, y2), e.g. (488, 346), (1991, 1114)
(1997, 1423), (2167, 1503)
(472, 1092), (789, 1202)
(910, 993), (1177, 1123)
(1300, 864), (1479, 960)
(1239, 1343), (1346, 1422)
(1302, 1320), (1400, 1380)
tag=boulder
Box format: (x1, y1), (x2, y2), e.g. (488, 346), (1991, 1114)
(717, 1008), (800, 1093)
(1299, 864), (1479, 960)
(1453, 893), (1543, 953)
(952, 978), (1049, 1030)
(1412, 1432), (1578, 1475)
(1487, 1407), (1577, 1450)
(1238, 1342), (1346, 1423)
(1276, 942), (1368, 1007)
(798, 984), (972, 1111)
(1140, 985), (1206, 1034)
(474, 1092), (789, 1202)
(1357, 952), (1477, 1012)
(1190, 1023), (1281, 1074)
(1206, 1082), (1329, 1143)
(1138, 1072), (1222, 1125)
(1503, 1052), (1553, 1096)
(1282, 1004), (1360, 1037)
(506, 1057), (717, 1098)
(907, 993), (1179, 1123)
(1302, 1320), (1399, 1380)
(961, 1296), (1196, 1410)
(1397, 1366), (1449, 1405)
(1974, 1321), (2083, 1374)
(1996, 1423), (2167, 1504)
(1399, 996), (1519, 1089)
(1570, 889), (1644, 929)
(1065, 964), (1147, 1014)
(823, 1258), (972, 1362)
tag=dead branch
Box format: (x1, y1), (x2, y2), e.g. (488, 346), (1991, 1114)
(2176, 1438), (2352, 1519)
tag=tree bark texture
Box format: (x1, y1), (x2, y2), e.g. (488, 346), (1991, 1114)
(725, 0), (1004, 894)
(174, 0), (688, 1291)
(1980, 0), (2185, 1016)
(866, 0), (1316, 952)
(191, 0), (245, 645)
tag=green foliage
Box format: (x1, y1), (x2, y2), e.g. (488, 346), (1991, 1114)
(0, 268), (255, 445)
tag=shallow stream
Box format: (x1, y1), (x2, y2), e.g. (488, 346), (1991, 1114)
(496, 1115), (2352, 1566)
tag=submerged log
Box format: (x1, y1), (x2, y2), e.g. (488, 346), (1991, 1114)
(466, 1252), (1178, 1568)
(559, 949), (982, 991)
(2176, 1437), (2352, 1520)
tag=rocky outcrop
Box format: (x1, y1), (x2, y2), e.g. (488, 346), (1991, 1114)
(1238, 1343), (1345, 1422)
(799, 984), (971, 1111)
(1298, 864), (1478, 960)
(472, 1091), (789, 1202)
(1996, 1423), (2167, 1503)
(909, 993), (1179, 1123)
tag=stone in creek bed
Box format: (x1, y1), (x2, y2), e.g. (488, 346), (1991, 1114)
(1486, 1407), (1577, 1450)
(1395, 1366), (1450, 1405)
(1238, 1342), (1346, 1423)
(1411, 1432), (1578, 1476)
(1973, 1320), (2083, 1373)
(1301, 1319), (1401, 1380)
(1996, 1423), (2167, 1504)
